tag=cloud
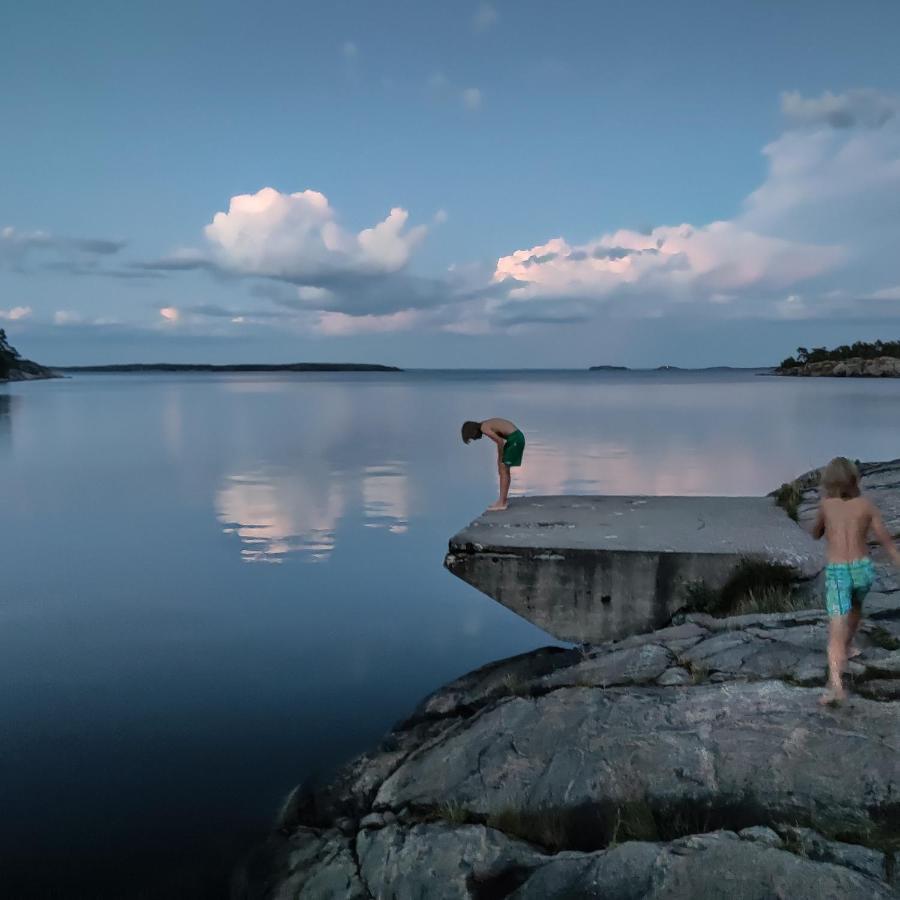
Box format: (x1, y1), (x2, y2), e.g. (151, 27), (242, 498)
(314, 309), (423, 336)
(201, 187), (428, 282)
(781, 89), (898, 130)
(461, 87), (483, 111)
(159, 306), (180, 322)
(0, 306), (31, 321)
(474, 88), (900, 330)
(1, 226), (125, 272)
(472, 2), (499, 33)
(125, 89), (900, 339)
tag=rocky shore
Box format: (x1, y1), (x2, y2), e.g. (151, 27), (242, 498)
(777, 356), (900, 377)
(1, 357), (59, 381)
(237, 461), (900, 899)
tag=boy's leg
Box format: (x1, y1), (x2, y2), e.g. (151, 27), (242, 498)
(820, 615), (848, 704)
(845, 606), (862, 658)
(488, 463), (511, 511)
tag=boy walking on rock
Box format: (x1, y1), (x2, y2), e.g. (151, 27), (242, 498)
(812, 457), (900, 704)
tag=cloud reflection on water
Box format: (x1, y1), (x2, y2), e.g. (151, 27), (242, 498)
(216, 461), (410, 563)
(217, 470), (345, 563)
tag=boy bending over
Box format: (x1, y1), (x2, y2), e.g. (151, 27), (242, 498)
(461, 418), (526, 511)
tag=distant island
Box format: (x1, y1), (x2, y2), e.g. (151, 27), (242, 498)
(0, 330), (58, 382)
(777, 341), (900, 377)
(588, 365), (629, 371)
(56, 362), (403, 373)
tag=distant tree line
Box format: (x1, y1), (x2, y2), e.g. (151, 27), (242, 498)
(0, 328), (21, 379)
(780, 340), (900, 369)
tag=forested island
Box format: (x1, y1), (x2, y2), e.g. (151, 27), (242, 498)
(777, 341), (900, 377)
(0, 330), (57, 381)
(57, 363), (403, 373)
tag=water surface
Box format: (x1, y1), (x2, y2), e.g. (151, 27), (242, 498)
(2, 369), (898, 896)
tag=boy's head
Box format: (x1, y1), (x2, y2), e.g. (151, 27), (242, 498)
(822, 457), (861, 499)
(461, 421), (482, 443)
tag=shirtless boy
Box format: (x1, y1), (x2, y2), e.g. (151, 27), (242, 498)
(461, 418), (526, 511)
(811, 457), (900, 704)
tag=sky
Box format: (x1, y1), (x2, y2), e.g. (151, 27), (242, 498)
(2, 0), (900, 368)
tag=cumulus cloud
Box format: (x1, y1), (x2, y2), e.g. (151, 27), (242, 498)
(0, 306), (31, 321)
(125, 89), (900, 338)
(475, 88), (900, 330)
(200, 187), (428, 282)
(492, 225), (839, 309)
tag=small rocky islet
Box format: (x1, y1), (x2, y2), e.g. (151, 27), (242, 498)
(776, 340), (900, 377)
(0, 329), (57, 381)
(238, 460), (900, 899)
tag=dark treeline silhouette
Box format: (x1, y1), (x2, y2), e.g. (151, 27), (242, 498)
(780, 340), (900, 369)
(0, 328), (21, 379)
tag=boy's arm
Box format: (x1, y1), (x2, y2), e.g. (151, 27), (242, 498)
(480, 423), (506, 447)
(811, 506), (826, 540)
(868, 501), (900, 566)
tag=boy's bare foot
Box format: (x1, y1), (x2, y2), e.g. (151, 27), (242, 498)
(819, 688), (846, 706)
(847, 646), (862, 659)
(487, 501), (508, 511)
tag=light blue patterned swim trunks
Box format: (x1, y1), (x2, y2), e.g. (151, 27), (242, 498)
(824, 558), (875, 617)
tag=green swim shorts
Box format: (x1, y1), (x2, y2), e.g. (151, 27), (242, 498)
(824, 557), (875, 617)
(501, 430), (526, 467)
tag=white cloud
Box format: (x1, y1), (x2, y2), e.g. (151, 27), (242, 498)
(461, 87), (483, 111)
(0, 306), (31, 321)
(472, 2), (499, 32)
(203, 187), (428, 282)
(159, 306), (180, 322)
(476, 89), (900, 329)
(136, 89), (900, 337)
(492, 224), (839, 308)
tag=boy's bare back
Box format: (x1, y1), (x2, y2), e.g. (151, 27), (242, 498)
(815, 496), (897, 564)
(479, 417), (517, 439)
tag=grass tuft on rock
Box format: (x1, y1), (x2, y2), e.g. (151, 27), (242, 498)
(682, 557), (807, 618)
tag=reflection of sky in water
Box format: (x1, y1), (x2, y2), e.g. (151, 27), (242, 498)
(362, 462), (409, 533)
(217, 470), (344, 563)
(217, 461), (410, 562)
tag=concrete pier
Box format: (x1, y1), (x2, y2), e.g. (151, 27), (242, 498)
(444, 496), (824, 643)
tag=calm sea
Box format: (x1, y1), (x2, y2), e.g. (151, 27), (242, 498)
(2, 369), (899, 896)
